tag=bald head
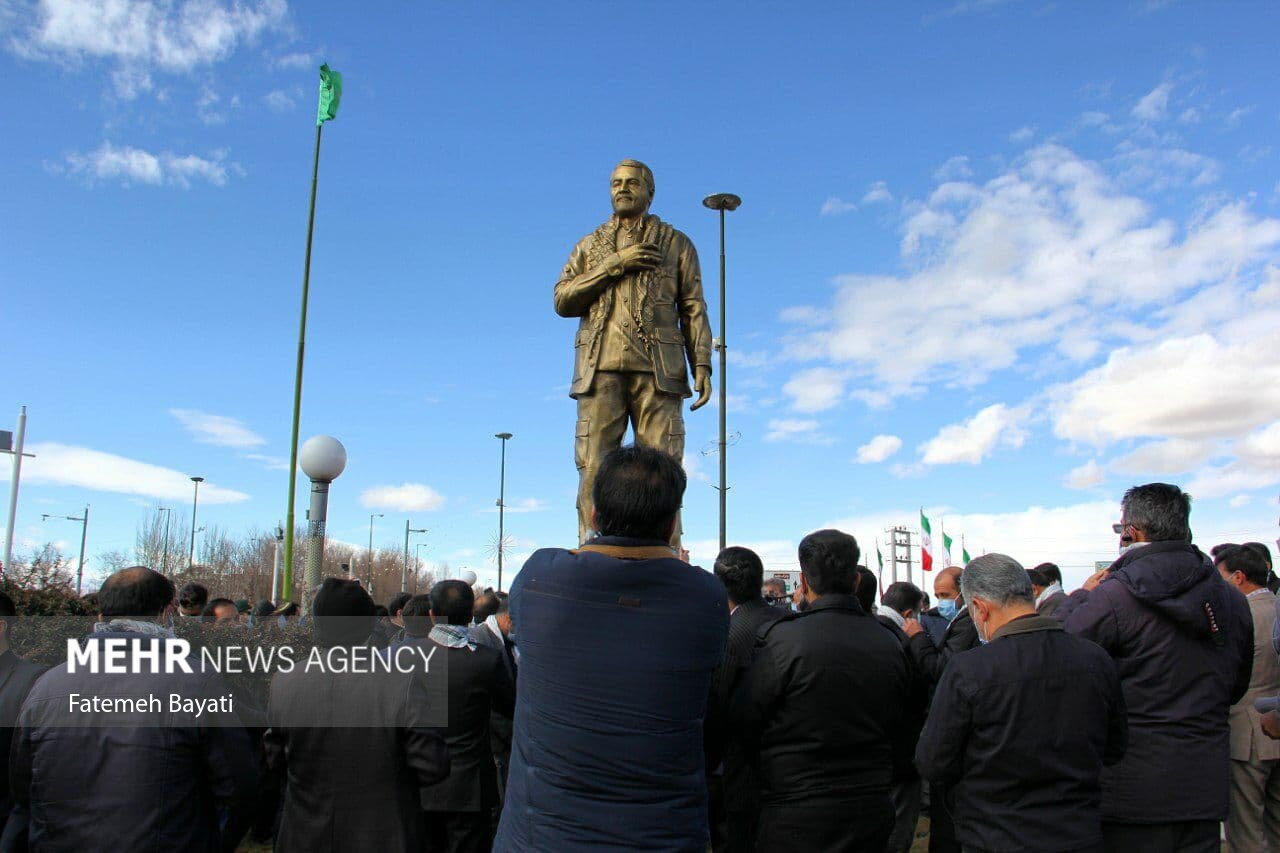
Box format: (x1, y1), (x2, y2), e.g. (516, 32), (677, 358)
(99, 566), (175, 623)
(934, 566), (963, 604)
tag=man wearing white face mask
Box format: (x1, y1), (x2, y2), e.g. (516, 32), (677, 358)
(915, 554), (1128, 853)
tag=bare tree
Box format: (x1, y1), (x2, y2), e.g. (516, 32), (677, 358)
(7, 543), (74, 591)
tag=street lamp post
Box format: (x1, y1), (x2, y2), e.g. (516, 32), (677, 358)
(297, 435), (347, 606)
(156, 507), (172, 575)
(495, 432), (513, 591)
(403, 522), (427, 594)
(368, 512), (383, 591)
(702, 192), (741, 552)
(188, 477), (204, 571)
(414, 543), (429, 594)
(42, 506), (89, 595)
(2, 405), (36, 575)
(271, 523), (284, 603)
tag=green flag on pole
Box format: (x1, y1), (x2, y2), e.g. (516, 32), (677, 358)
(317, 64), (343, 126)
(962, 536), (972, 565)
(942, 528), (954, 566)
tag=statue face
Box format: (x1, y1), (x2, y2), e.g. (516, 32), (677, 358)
(610, 165), (651, 217)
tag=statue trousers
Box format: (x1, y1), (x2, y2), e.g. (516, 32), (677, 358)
(575, 370), (685, 545)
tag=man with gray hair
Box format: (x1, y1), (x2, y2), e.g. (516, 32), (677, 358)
(1058, 483), (1253, 852)
(916, 554), (1127, 853)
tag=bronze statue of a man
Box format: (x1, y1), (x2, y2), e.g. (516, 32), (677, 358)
(555, 159), (712, 544)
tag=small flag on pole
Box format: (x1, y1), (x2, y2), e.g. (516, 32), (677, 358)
(962, 535), (972, 565)
(317, 64), (343, 126)
(876, 540), (885, 595)
(942, 523), (955, 568)
(920, 508), (934, 573)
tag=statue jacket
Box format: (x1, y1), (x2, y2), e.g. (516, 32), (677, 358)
(554, 214), (713, 399)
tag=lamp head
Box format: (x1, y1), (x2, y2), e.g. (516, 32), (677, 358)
(299, 435), (347, 482)
(190, 476), (204, 484)
(702, 193), (742, 211)
(496, 432), (513, 440)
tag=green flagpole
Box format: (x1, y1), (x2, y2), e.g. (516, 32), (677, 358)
(282, 64), (343, 604)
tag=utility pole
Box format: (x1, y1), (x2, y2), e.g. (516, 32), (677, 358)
(885, 525), (915, 589)
(495, 432), (513, 591)
(188, 476), (204, 571)
(2, 406), (35, 574)
(403, 521), (427, 594)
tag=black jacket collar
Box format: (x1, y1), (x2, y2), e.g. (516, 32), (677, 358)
(803, 593), (865, 616)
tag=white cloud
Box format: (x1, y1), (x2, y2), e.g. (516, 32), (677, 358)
(360, 483), (446, 512)
(919, 404), (1028, 465)
(15, 0), (288, 98)
(274, 51), (315, 70)
(1053, 335), (1280, 445)
(64, 142), (234, 187)
(783, 367), (845, 413)
(1226, 106), (1255, 127)
(263, 88), (295, 112)
(1184, 421), (1280, 499)
(241, 453), (289, 471)
(934, 155), (973, 181)
(1065, 460), (1105, 489)
(170, 409), (265, 448)
(1229, 495), (1252, 509)
(1132, 81), (1173, 122)
(682, 453), (711, 485)
(1009, 125), (1036, 143)
(855, 434), (902, 464)
(684, 538), (798, 572)
(782, 144), (1280, 398)
(1112, 438), (1215, 475)
(820, 196), (857, 216)
(764, 419), (832, 444)
(1112, 145), (1220, 190)
(1, 442), (248, 504)
(861, 181), (893, 205)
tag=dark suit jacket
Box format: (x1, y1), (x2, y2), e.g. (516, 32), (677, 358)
(0, 652), (43, 817)
(469, 622), (517, 789)
(737, 595), (913, 851)
(908, 608), (981, 690)
(264, 646), (449, 853)
(404, 635), (515, 813)
(1037, 590), (1068, 618)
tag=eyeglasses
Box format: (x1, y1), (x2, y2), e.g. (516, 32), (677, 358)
(1112, 523), (1129, 535)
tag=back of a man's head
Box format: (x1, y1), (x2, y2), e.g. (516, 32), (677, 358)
(592, 444), (686, 540)
(1032, 562), (1062, 585)
(881, 581), (924, 616)
(101, 567), (176, 622)
(473, 591), (500, 623)
(430, 580), (474, 626)
(1026, 569), (1049, 589)
(1216, 545), (1270, 588)
(402, 594), (433, 637)
(201, 598), (238, 625)
(960, 554), (1034, 607)
(1122, 483), (1192, 542)
(312, 577), (376, 647)
(177, 582), (208, 614)
(798, 529), (858, 597)
(854, 566), (877, 613)
(714, 546), (765, 606)
(388, 592), (412, 620)
(1244, 542), (1274, 570)
(0, 590), (17, 639)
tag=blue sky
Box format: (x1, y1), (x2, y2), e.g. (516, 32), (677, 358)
(3, 0), (1278, 594)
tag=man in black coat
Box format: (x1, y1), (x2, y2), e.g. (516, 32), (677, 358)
(878, 581), (930, 853)
(903, 565), (980, 853)
(0, 591), (43, 841)
(737, 529), (913, 852)
(917, 554), (1128, 853)
(704, 546), (784, 853)
(408, 583), (515, 853)
(1058, 483), (1253, 852)
(12, 567), (258, 852)
(469, 590), (517, 802)
(265, 578), (449, 853)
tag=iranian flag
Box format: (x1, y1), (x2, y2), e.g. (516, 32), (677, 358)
(942, 525), (955, 568)
(920, 509), (934, 573)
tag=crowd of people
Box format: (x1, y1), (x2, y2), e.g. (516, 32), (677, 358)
(0, 444), (1274, 852)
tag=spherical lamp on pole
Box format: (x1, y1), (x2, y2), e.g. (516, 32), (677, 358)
(296, 435), (347, 605)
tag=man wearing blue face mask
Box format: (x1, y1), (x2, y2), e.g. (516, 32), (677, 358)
(902, 565), (980, 853)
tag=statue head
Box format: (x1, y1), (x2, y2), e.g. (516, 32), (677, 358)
(610, 159), (655, 218)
